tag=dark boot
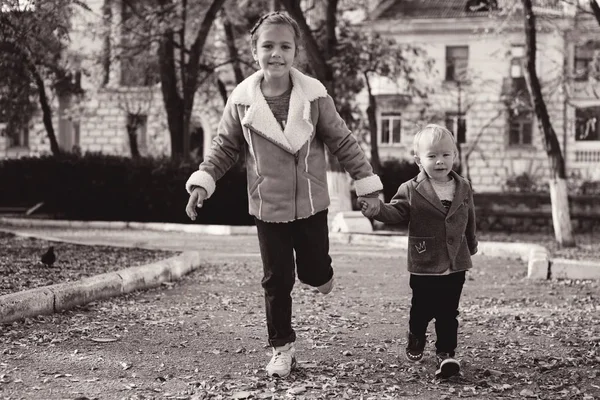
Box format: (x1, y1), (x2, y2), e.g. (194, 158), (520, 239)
(405, 331), (426, 362)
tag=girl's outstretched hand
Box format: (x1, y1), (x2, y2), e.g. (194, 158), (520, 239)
(185, 187), (208, 221)
(358, 196), (380, 218)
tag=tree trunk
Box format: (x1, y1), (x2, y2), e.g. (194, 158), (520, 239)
(156, 0), (226, 160)
(158, 29), (184, 159)
(591, 0), (600, 26)
(521, 0), (575, 247)
(31, 65), (60, 155)
(222, 12), (244, 84)
(364, 74), (381, 174)
(280, 1), (361, 225)
(126, 126), (140, 158)
(101, 0), (112, 86)
(279, 0), (332, 93)
(216, 78), (228, 105)
(181, 0), (227, 161)
(549, 179), (572, 247)
(126, 115), (141, 158)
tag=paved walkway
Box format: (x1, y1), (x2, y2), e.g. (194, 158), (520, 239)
(1, 225), (599, 399)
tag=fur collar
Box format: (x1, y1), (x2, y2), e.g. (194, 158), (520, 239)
(229, 68), (328, 154)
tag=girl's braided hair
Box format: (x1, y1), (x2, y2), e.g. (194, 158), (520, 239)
(250, 11), (302, 55)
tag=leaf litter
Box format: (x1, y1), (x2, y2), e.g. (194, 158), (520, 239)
(0, 234), (598, 399)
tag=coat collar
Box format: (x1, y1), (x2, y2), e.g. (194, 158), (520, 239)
(414, 170), (470, 216)
(229, 68), (328, 154)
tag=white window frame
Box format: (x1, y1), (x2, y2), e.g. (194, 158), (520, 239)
(508, 111), (533, 147)
(378, 111), (402, 146)
(510, 45), (525, 78)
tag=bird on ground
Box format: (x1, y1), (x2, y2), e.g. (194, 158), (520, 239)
(41, 246), (56, 267)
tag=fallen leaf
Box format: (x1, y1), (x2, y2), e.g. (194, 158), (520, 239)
(90, 337), (118, 343)
(287, 386), (306, 395)
(231, 391), (252, 399)
(520, 388), (536, 397)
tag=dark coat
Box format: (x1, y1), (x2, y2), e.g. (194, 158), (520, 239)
(375, 170), (478, 274)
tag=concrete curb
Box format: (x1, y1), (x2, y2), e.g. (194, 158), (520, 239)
(1, 217), (599, 282)
(0, 217), (257, 235)
(551, 258), (600, 280)
(330, 232), (557, 280)
(0, 251), (202, 324)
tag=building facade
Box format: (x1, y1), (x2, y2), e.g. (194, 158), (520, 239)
(1, 0), (599, 195)
(366, 0), (600, 192)
(0, 0), (221, 160)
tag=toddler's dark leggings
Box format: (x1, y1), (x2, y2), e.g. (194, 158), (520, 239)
(409, 271), (466, 356)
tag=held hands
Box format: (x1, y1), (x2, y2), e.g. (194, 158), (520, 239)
(358, 196), (381, 218)
(185, 187), (208, 221)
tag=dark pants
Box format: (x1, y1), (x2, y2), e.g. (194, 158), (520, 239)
(255, 209), (334, 348)
(409, 271), (466, 356)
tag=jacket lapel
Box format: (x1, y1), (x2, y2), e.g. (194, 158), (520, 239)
(414, 171), (447, 215)
(446, 171), (470, 217)
(232, 68), (328, 155)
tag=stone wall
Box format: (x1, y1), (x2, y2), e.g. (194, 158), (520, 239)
(0, 86), (223, 160)
(475, 192), (600, 233)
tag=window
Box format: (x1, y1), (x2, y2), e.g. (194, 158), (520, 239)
(575, 107), (600, 141)
(445, 46), (468, 82)
(0, 87), (31, 148)
(445, 113), (466, 144)
(379, 112), (402, 146)
(508, 111), (533, 146)
(574, 46), (593, 81)
(510, 45), (525, 78)
(10, 126), (28, 148)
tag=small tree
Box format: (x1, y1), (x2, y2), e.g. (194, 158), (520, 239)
(521, 0), (575, 246)
(107, 0), (227, 160)
(332, 27), (433, 174)
(114, 87), (155, 158)
(0, 0), (87, 155)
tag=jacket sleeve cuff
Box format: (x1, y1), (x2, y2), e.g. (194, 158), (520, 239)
(185, 170), (216, 198)
(354, 175), (383, 197)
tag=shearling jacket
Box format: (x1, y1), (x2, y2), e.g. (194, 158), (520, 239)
(375, 170), (478, 274)
(185, 68), (383, 223)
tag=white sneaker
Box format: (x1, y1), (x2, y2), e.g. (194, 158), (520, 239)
(266, 342), (296, 378)
(317, 276), (334, 294)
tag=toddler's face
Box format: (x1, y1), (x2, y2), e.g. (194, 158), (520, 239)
(252, 24), (297, 80)
(414, 134), (456, 182)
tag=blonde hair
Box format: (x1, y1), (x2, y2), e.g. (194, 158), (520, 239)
(250, 11), (302, 57)
(413, 124), (458, 155)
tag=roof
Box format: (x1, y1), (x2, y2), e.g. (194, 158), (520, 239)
(371, 0), (566, 20)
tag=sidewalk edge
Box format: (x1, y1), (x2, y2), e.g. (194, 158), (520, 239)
(0, 251), (202, 324)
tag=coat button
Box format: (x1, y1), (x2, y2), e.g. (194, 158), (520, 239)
(447, 238), (454, 245)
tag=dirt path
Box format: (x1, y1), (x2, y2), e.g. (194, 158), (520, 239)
(0, 232), (599, 399)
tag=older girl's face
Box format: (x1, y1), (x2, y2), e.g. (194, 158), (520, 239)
(252, 24), (297, 80)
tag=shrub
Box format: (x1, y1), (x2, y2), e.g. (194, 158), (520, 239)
(379, 159), (420, 202)
(0, 153), (253, 225)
